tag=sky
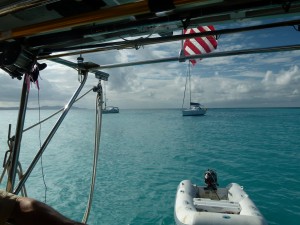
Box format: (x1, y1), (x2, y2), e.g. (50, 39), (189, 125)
(1, 17), (300, 109)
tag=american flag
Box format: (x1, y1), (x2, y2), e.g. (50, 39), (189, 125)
(183, 25), (218, 65)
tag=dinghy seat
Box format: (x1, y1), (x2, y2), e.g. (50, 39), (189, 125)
(193, 198), (241, 214)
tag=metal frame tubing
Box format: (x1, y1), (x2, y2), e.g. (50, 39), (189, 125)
(40, 19), (300, 58)
(98, 44), (300, 69)
(13, 71), (88, 194)
(6, 77), (29, 192)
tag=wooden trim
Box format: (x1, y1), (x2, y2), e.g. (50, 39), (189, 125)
(0, 0), (212, 40)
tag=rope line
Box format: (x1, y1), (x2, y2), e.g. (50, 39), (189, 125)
(82, 83), (103, 224)
(38, 89), (48, 203)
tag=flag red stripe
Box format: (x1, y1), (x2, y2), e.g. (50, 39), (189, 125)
(196, 37), (211, 53)
(184, 39), (202, 55)
(190, 59), (197, 65)
(208, 36), (218, 49)
(186, 29), (207, 54)
(197, 26), (217, 51)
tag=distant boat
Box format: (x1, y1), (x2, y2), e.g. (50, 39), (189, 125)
(102, 81), (119, 114)
(174, 170), (268, 225)
(182, 102), (207, 116)
(102, 106), (119, 114)
(182, 62), (207, 116)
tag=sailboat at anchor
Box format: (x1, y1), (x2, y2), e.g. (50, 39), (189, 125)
(102, 81), (119, 114)
(182, 62), (207, 116)
(181, 25), (217, 116)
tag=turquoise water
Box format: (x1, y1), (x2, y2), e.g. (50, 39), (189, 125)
(0, 108), (299, 225)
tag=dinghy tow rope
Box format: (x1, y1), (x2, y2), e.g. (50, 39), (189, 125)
(82, 78), (104, 223)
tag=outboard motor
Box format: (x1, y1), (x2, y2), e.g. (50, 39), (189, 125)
(204, 169), (219, 190)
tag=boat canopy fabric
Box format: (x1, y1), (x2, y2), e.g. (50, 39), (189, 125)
(190, 102), (200, 106)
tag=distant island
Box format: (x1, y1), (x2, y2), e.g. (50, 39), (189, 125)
(0, 106), (86, 110)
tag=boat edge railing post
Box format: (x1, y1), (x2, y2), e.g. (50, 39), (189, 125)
(13, 70), (88, 195)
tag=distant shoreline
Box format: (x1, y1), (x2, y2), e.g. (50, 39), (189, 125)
(0, 106), (86, 110)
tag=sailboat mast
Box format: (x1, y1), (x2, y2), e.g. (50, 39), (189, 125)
(189, 61), (191, 108)
(104, 81), (107, 109)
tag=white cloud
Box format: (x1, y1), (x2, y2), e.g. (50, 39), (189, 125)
(261, 65), (300, 102)
(276, 66), (300, 85)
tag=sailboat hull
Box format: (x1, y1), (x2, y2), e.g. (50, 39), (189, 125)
(182, 107), (207, 116)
